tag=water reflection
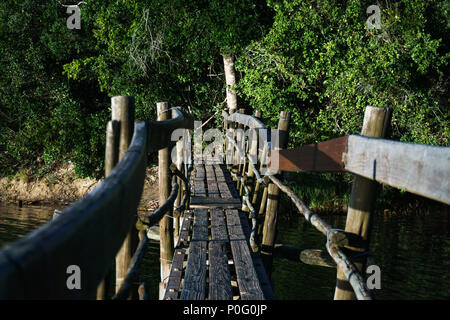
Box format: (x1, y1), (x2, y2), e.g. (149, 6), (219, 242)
(0, 204), (53, 248)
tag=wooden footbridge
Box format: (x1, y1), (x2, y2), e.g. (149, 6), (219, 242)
(0, 96), (448, 300)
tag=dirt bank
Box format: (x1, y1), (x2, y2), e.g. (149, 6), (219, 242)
(0, 164), (160, 210)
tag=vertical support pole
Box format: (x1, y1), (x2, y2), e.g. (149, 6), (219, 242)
(112, 96), (135, 161)
(172, 109), (183, 244)
(261, 111), (290, 277)
(247, 110), (261, 201)
(223, 111), (229, 165)
(105, 120), (120, 176)
(255, 122), (268, 240)
(158, 102), (174, 299)
(235, 108), (245, 189)
(112, 96), (139, 299)
(251, 110), (262, 206)
(334, 106), (390, 300)
(226, 109), (236, 169)
(97, 120), (120, 300)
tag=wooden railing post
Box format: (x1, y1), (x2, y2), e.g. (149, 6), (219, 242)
(172, 109), (184, 244)
(261, 111), (291, 276)
(158, 102), (174, 299)
(112, 96), (139, 299)
(252, 109), (266, 227)
(226, 109), (236, 169)
(248, 110), (262, 203)
(334, 106), (390, 300)
(97, 120), (120, 300)
(235, 108), (245, 189)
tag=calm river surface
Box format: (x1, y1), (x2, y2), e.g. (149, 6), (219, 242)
(0, 203), (449, 299)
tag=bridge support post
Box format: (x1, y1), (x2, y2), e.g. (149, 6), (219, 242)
(334, 106), (390, 300)
(97, 119), (120, 300)
(172, 109), (184, 244)
(112, 96), (139, 300)
(235, 108), (246, 190)
(242, 112), (260, 251)
(158, 102), (174, 299)
(225, 108), (236, 169)
(261, 111), (291, 277)
(251, 110), (262, 207)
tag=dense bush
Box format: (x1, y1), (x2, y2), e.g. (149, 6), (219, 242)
(0, 1), (108, 177)
(0, 0), (448, 181)
(0, 0), (269, 177)
(236, 0), (449, 147)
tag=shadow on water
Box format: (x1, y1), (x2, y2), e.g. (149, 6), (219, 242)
(1, 203), (449, 300)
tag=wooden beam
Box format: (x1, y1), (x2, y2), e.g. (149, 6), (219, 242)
(344, 135), (450, 205)
(269, 136), (348, 172)
(238, 210), (275, 300)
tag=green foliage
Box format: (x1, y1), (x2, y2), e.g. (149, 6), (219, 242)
(236, 0), (449, 147)
(0, 1), (108, 177)
(0, 0), (448, 185)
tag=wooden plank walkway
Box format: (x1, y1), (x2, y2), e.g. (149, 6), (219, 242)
(163, 164), (274, 300)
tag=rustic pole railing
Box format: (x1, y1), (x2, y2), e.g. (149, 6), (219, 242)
(157, 102), (174, 300)
(113, 96), (140, 299)
(260, 111), (291, 276)
(96, 117), (120, 300)
(334, 106), (391, 300)
(172, 108), (185, 244)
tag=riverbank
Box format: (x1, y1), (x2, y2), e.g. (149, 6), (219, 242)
(0, 164), (160, 210)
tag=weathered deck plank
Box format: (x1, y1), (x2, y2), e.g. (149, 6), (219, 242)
(163, 211), (193, 300)
(205, 165), (220, 198)
(209, 208), (232, 300)
(215, 164), (240, 200)
(238, 210), (275, 299)
(180, 209), (208, 299)
(194, 164), (206, 196)
(225, 209), (265, 300)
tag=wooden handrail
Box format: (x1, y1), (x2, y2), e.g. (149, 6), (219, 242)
(0, 121), (148, 299)
(344, 135), (450, 205)
(223, 110), (267, 129)
(147, 108), (194, 153)
(0, 107), (194, 299)
(269, 135), (450, 205)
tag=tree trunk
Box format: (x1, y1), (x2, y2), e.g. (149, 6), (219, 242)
(223, 53), (237, 113)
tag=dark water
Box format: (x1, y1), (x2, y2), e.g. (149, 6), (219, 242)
(1, 203), (449, 299)
(0, 204), (53, 248)
(273, 207), (450, 300)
